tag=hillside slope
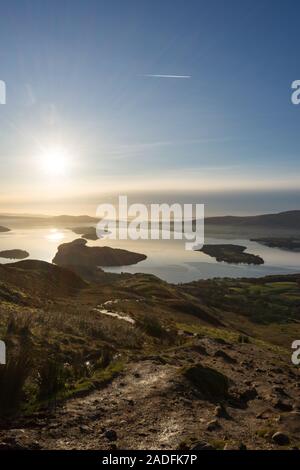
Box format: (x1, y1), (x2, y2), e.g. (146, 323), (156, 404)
(205, 210), (300, 228)
(0, 262), (299, 450)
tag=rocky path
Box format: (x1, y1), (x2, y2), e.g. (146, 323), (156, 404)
(1, 361), (186, 450)
(1, 339), (300, 450)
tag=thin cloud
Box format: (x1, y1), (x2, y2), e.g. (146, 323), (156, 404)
(102, 137), (237, 159)
(142, 74), (191, 79)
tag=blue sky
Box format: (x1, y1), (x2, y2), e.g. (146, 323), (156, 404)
(0, 0), (300, 214)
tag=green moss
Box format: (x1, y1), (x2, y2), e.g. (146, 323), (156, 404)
(176, 322), (238, 343)
(65, 360), (124, 399)
(256, 428), (273, 439)
(210, 439), (227, 450)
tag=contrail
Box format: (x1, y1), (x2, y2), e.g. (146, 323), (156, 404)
(142, 74), (191, 79)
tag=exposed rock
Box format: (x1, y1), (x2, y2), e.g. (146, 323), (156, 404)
(256, 408), (273, 420)
(214, 337), (230, 346)
(0, 436), (31, 450)
(214, 350), (237, 364)
(276, 412), (300, 433)
(241, 360), (254, 369)
(274, 399), (293, 412)
(293, 401), (300, 411)
(272, 386), (290, 397)
(88, 412), (102, 421)
(240, 387), (258, 403)
(147, 355), (167, 365)
(272, 432), (290, 445)
(207, 419), (221, 431)
(215, 404), (231, 419)
(190, 441), (215, 450)
(271, 367), (284, 374)
(80, 425), (92, 434)
(183, 364), (229, 400)
(190, 344), (208, 356)
(105, 430), (117, 441)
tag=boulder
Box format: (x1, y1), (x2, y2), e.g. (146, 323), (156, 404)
(183, 364), (229, 400)
(272, 432), (290, 446)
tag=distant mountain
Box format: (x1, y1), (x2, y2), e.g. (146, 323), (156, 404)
(0, 214), (99, 228)
(0, 213), (97, 222)
(51, 215), (99, 224)
(205, 210), (300, 228)
(2, 210), (300, 231)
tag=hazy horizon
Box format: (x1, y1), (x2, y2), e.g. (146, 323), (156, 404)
(1, 189), (300, 218)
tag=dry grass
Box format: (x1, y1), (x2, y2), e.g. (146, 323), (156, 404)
(0, 338), (32, 416)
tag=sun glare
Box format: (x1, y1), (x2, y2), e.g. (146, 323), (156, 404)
(39, 147), (69, 175)
(46, 228), (65, 241)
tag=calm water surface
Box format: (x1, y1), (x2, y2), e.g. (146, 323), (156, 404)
(0, 227), (300, 283)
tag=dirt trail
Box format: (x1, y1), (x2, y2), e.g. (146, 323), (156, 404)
(1, 341), (300, 450)
(3, 361), (187, 450)
(58, 360), (178, 450)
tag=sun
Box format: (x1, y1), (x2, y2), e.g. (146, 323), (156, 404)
(39, 146), (69, 175)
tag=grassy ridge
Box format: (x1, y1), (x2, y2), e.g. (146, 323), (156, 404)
(0, 261), (300, 416)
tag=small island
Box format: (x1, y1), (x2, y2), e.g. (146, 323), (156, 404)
(0, 249), (29, 260)
(251, 237), (300, 251)
(70, 226), (110, 240)
(53, 238), (147, 267)
(0, 226), (10, 233)
(197, 244), (264, 265)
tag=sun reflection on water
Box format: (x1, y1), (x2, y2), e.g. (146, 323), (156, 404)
(45, 228), (65, 242)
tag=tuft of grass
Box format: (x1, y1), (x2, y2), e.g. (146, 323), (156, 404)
(37, 359), (68, 403)
(256, 428), (273, 439)
(138, 314), (166, 338)
(210, 439), (227, 450)
(0, 341), (32, 416)
(64, 360), (124, 399)
(176, 322), (239, 343)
